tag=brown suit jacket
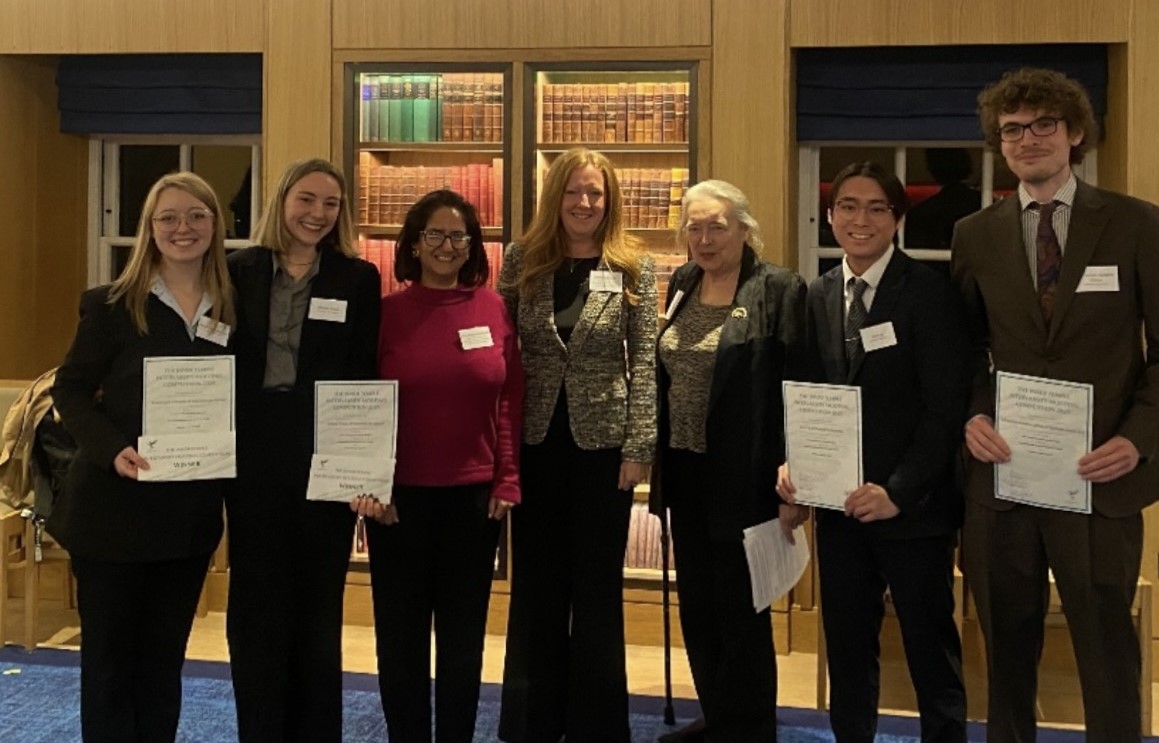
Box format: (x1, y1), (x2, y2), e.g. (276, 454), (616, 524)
(951, 179), (1159, 518)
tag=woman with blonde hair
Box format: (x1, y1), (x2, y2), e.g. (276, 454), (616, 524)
(53, 172), (235, 741)
(226, 158), (381, 741)
(498, 148), (657, 743)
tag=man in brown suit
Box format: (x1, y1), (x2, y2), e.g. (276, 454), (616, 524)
(951, 67), (1159, 742)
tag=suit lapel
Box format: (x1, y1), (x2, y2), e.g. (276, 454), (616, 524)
(1048, 182), (1107, 341)
(706, 248), (758, 414)
(567, 285), (614, 355)
(821, 268), (846, 382)
(244, 250), (273, 366)
(528, 273), (568, 358)
(990, 195), (1048, 337)
(297, 251), (337, 378)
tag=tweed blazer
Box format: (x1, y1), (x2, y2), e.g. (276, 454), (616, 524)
(951, 179), (1159, 517)
(498, 242), (657, 463)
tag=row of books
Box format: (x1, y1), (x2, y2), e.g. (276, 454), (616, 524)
(540, 82), (691, 144)
(357, 153), (505, 228)
(625, 502), (674, 571)
(617, 167), (690, 230)
(359, 238), (504, 297)
(358, 73), (504, 144)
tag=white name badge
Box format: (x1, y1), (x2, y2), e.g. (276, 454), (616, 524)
(589, 270), (623, 293)
(459, 326), (494, 350)
(308, 297), (348, 322)
(860, 322), (897, 352)
(195, 317), (230, 347)
(1076, 265), (1120, 293)
(664, 289), (686, 320)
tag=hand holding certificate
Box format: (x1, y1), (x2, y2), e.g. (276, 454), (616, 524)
(782, 382), (863, 510)
(137, 356), (236, 481)
(306, 381), (398, 503)
(995, 372), (1093, 513)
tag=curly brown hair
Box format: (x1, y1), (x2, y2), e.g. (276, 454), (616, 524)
(977, 67), (1097, 165)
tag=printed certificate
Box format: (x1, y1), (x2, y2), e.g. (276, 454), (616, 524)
(307, 380), (398, 502)
(138, 356), (236, 481)
(783, 381), (862, 511)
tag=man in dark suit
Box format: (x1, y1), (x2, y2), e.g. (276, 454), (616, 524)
(952, 67), (1159, 743)
(780, 161), (970, 743)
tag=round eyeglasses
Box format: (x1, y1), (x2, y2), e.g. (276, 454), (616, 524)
(997, 116), (1062, 142)
(152, 209), (214, 232)
(420, 229), (471, 250)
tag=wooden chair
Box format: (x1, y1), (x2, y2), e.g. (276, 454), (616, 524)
(0, 509), (74, 649)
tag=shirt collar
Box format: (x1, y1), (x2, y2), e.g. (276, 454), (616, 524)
(842, 244), (895, 291)
(1018, 173), (1077, 211)
(150, 276), (213, 337)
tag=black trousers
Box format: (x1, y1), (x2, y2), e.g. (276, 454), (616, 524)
(964, 501), (1143, 743)
(816, 513), (965, 743)
(71, 553), (210, 743)
(499, 399), (633, 743)
(665, 448), (778, 743)
(365, 483), (501, 743)
(226, 391), (357, 743)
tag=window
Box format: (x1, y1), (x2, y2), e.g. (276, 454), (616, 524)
(89, 137), (261, 285)
(797, 142), (1097, 281)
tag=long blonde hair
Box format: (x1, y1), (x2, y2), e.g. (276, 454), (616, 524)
(518, 148), (643, 304)
(108, 172), (235, 335)
(251, 158), (359, 258)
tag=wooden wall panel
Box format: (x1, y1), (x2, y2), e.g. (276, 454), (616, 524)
(0, 57), (88, 379)
(333, 0), (711, 50)
(263, 0), (332, 200)
(712, 0), (792, 267)
(0, 0), (263, 54)
(789, 0), (1128, 47)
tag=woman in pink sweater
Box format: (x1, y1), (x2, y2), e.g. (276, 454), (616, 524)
(351, 189), (524, 743)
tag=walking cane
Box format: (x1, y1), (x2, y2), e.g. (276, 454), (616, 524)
(660, 506), (676, 725)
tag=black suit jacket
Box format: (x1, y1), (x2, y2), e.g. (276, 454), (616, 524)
(227, 246), (381, 482)
(52, 287), (230, 561)
(806, 250), (970, 539)
(654, 247), (806, 540)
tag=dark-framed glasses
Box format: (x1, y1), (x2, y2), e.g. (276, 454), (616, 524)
(998, 116), (1062, 142)
(832, 200), (894, 219)
(420, 229), (471, 250)
(152, 209), (214, 231)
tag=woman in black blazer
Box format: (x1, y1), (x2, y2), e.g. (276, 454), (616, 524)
(53, 172), (236, 742)
(654, 179), (807, 742)
(225, 158), (381, 742)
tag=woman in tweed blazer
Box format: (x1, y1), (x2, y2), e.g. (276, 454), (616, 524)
(498, 148), (657, 743)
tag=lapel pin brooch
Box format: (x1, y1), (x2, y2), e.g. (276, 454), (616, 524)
(731, 307), (748, 319)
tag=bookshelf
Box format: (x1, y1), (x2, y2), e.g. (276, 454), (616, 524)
(344, 63), (514, 297)
(524, 63), (700, 313)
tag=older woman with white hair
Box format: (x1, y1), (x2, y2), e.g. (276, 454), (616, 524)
(653, 179), (807, 742)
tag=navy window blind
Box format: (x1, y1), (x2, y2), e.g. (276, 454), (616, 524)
(796, 44), (1107, 142)
(57, 54), (262, 135)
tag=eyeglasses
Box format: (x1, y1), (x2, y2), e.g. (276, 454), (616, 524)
(832, 200), (894, 219)
(420, 229), (471, 250)
(152, 209), (214, 232)
(997, 116), (1062, 142)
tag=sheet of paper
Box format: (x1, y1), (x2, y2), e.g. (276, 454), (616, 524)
(783, 381), (862, 511)
(742, 519), (811, 613)
(142, 356), (235, 435)
(136, 432), (236, 481)
(309, 381), (398, 502)
(306, 454), (395, 503)
(314, 380), (398, 459)
(995, 372), (1092, 513)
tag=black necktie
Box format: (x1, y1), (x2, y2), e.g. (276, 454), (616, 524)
(845, 277), (869, 368)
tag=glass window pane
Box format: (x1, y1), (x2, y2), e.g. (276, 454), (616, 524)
(191, 145), (254, 240)
(903, 147), (983, 250)
(118, 145), (180, 236)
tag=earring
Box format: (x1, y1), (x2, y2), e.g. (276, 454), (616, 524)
(412, 248), (420, 257)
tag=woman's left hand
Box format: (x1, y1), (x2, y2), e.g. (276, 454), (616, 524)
(488, 497), (515, 520)
(618, 460), (649, 491)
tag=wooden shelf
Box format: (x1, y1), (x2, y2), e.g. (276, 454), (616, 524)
(360, 224), (504, 236)
(537, 142), (688, 153)
(360, 141), (503, 153)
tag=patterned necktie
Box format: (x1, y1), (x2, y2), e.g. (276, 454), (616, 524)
(845, 277), (869, 369)
(1035, 200), (1062, 321)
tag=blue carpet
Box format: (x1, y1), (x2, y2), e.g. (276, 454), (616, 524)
(0, 647), (1130, 742)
